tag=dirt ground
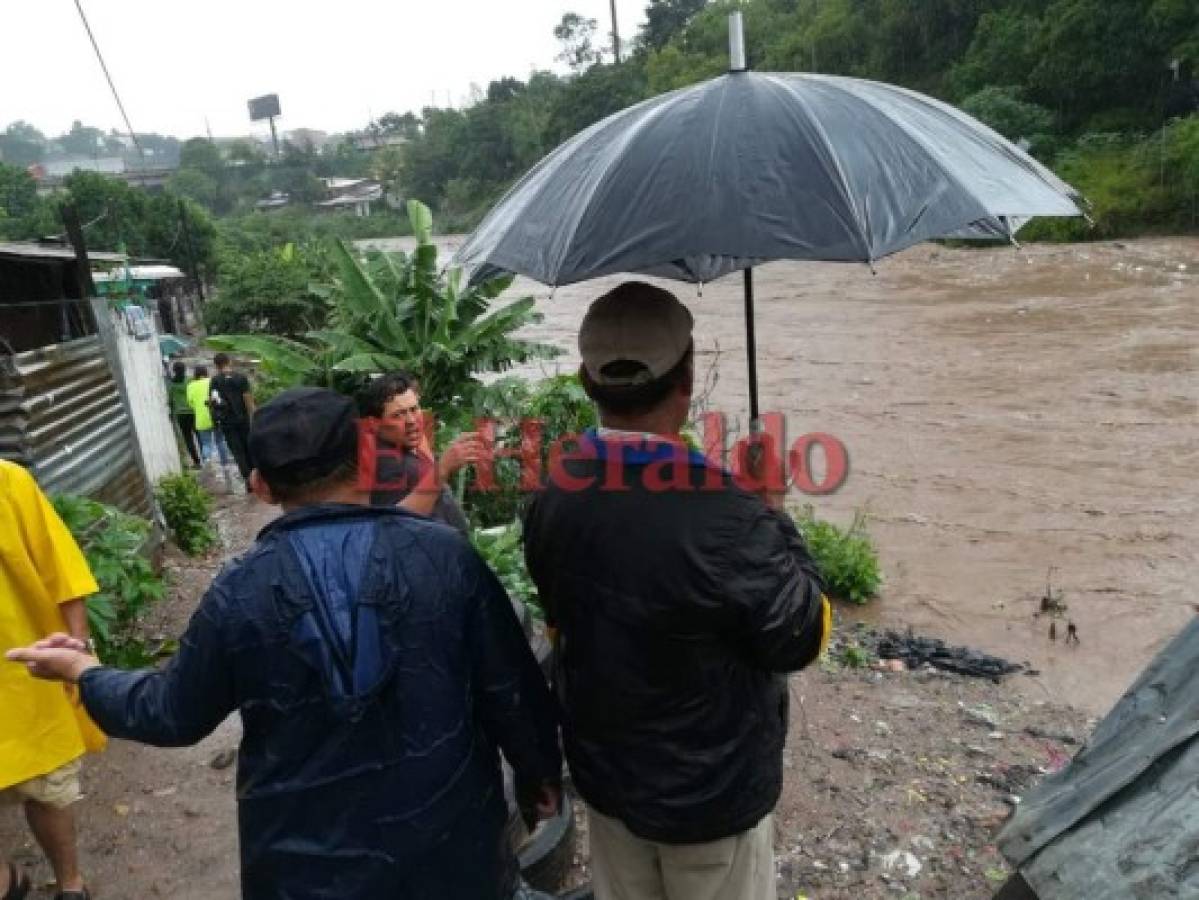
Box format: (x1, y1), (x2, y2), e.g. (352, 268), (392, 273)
(3, 238), (1195, 898)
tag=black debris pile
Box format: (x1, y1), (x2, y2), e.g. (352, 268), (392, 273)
(875, 630), (1023, 682)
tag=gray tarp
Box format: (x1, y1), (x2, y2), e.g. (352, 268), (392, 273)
(998, 617), (1199, 898)
(455, 72), (1083, 287)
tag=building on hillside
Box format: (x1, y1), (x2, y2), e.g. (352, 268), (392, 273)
(352, 133), (408, 152)
(317, 178), (383, 217)
(30, 157), (175, 194)
(255, 190), (291, 211)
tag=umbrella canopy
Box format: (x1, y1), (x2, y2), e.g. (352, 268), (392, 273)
(455, 70), (1084, 288)
(456, 15), (1084, 425)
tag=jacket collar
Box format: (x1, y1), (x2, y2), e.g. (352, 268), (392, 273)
(256, 502), (421, 542)
(583, 428), (717, 470)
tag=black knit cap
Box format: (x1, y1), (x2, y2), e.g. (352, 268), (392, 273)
(250, 387), (358, 486)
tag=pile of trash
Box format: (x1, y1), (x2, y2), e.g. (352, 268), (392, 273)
(875, 629), (1023, 682)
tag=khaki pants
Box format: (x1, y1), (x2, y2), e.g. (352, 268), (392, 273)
(589, 807), (775, 900)
(0, 758), (83, 810)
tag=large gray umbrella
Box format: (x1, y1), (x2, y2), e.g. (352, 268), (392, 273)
(455, 14), (1085, 419)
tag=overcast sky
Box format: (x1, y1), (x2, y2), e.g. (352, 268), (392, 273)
(2, 0), (647, 141)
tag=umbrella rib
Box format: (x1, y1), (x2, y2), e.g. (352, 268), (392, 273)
(549, 94), (681, 282)
(763, 74), (876, 263)
(842, 78), (1083, 220)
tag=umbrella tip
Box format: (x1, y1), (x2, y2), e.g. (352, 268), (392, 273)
(728, 11), (748, 73)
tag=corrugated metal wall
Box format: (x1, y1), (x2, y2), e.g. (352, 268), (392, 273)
(0, 335), (152, 516)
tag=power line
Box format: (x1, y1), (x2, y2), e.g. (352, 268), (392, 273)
(72, 0), (145, 164)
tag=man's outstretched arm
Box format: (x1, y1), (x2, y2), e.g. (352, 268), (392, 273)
(8, 591), (237, 748)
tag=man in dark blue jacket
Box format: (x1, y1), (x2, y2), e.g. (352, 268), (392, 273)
(9, 388), (561, 900)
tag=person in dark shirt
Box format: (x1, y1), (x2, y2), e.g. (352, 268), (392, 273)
(209, 353), (255, 487)
(357, 372), (479, 533)
(7, 387), (562, 900)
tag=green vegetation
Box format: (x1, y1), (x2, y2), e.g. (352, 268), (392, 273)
(207, 200), (559, 410)
(51, 495), (166, 668)
(155, 472), (219, 557)
(387, 0), (1199, 238)
(0, 164), (218, 274)
(793, 505), (882, 605)
(204, 242), (331, 338)
(471, 523), (543, 621)
(451, 373), (598, 527)
(6, 0), (1194, 285)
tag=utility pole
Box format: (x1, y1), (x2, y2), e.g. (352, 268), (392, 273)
(610, 0), (621, 63)
(178, 197), (205, 304)
(268, 114), (281, 159)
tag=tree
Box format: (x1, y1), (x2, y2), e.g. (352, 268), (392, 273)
(375, 112), (422, 140)
(227, 140), (266, 165)
(369, 145), (406, 200)
(0, 121), (46, 166)
(0, 162), (39, 220)
(487, 78), (526, 104)
(59, 170), (217, 271)
(545, 62), (649, 146)
(640, 0), (710, 51)
(209, 201), (559, 409)
(169, 168), (220, 209)
(178, 137), (223, 174)
(960, 86), (1055, 142)
(59, 120), (108, 157)
(555, 12), (605, 71)
(204, 242), (330, 338)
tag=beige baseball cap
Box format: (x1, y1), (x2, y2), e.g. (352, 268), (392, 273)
(578, 282), (694, 386)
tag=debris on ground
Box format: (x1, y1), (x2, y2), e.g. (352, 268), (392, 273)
(874, 629), (1024, 682)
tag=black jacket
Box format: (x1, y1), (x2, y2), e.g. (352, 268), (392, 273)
(80, 504), (560, 899)
(523, 433), (826, 844)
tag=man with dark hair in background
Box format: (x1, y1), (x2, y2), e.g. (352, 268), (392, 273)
(357, 371), (481, 533)
(523, 282), (831, 900)
(209, 352), (255, 489)
(8, 387), (562, 900)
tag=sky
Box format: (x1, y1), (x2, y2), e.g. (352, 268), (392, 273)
(1, 0), (647, 141)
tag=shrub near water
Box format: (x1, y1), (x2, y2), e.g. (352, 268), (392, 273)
(51, 495), (165, 667)
(793, 506), (883, 605)
(156, 472), (218, 557)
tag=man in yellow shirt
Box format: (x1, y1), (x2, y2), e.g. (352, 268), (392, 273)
(0, 461), (99, 900)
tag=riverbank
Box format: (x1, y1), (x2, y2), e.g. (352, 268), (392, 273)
(3, 492), (1092, 899)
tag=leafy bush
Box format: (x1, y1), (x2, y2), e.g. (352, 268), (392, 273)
(792, 506), (882, 605)
(204, 241), (331, 338)
(1022, 116), (1199, 240)
(155, 472), (218, 557)
(472, 523), (542, 620)
(51, 495), (165, 667)
(209, 200), (559, 411)
(452, 374), (597, 528)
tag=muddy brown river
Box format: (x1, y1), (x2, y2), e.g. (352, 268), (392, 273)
(373, 236), (1198, 714)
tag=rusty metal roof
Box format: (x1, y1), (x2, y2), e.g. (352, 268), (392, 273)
(0, 335), (151, 516)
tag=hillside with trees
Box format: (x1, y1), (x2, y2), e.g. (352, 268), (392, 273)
(2, 0), (1197, 253)
(397, 0), (1199, 237)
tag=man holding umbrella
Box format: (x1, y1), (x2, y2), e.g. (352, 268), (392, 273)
(523, 281), (831, 900)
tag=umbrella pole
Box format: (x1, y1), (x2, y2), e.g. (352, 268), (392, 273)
(743, 267), (761, 426)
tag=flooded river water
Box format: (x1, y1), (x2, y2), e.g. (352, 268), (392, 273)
(367, 236), (1198, 714)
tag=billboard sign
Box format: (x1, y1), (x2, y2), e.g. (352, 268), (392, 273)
(248, 94), (282, 121)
